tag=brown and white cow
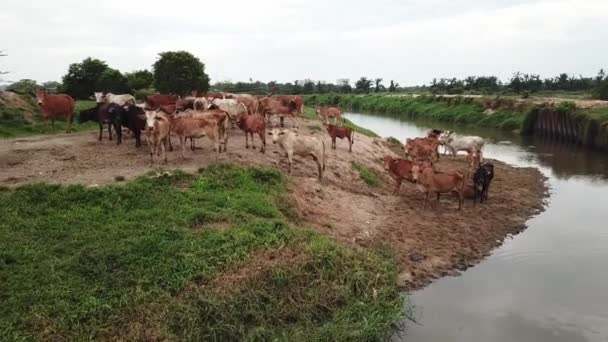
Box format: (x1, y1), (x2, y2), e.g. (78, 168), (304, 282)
(269, 128), (326, 180)
(170, 115), (221, 159)
(411, 162), (466, 210)
(325, 123), (354, 152)
(232, 93), (259, 116)
(35, 89), (75, 132)
(143, 110), (172, 165)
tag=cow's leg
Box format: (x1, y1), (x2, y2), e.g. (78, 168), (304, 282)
(393, 178), (402, 195)
(251, 133), (256, 150)
(180, 136), (186, 159)
(135, 131), (141, 148)
(458, 191), (464, 210)
(108, 123), (113, 140)
(287, 152), (293, 174)
(349, 137), (352, 152)
(312, 154), (322, 180)
(424, 191), (430, 209)
(161, 139), (167, 164)
(484, 183), (491, 201)
(259, 132), (266, 153)
(115, 121), (122, 145)
(245, 132), (249, 149)
(280, 116), (284, 128)
(167, 135), (173, 152)
(149, 142), (154, 165)
(98, 122), (103, 141)
(436, 192), (441, 201)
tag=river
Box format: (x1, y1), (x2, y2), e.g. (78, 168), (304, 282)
(343, 112), (608, 342)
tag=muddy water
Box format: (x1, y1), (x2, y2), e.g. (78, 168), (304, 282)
(344, 112), (608, 342)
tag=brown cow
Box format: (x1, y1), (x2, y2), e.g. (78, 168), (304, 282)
(175, 97), (195, 112)
(171, 115), (221, 159)
(143, 110), (171, 165)
(383, 155), (414, 195)
(411, 162), (466, 210)
(404, 137), (439, 162)
(325, 123), (354, 152)
(316, 105), (343, 125)
(232, 93), (259, 116)
(275, 95), (304, 116)
(191, 109), (230, 152)
(258, 96), (298, 128)
(238, 114), (266, 153)
(35, 89), (75, 132)
(145, 94), (178, 108)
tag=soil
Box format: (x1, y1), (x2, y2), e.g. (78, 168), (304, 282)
(0, 119), (548, 290)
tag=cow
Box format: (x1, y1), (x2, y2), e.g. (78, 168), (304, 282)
(175, 97), (195, 112)
(325, 123), (354, 152)
(191, 109), (230, 152)
(158, 104), (177, 115)
(193, 98), (209, 111)
(404, 137), (440, 162)
(170, 115), (221, 159)
(94, 92), (136, 107)
(438, 131), (485, 158)
(427, 129), (444, 139)
(383, 155), (414, 195)
(275, 95), (304, 116)
(237, 114), (266, 153)
(232, 93), (259, 116)
(467, 148), (482, 170)
(210, 98), (248, 124)
(411, 162), (466, 210)
(145, 93), (178, 109)
(316, 105), (343, 125)
(473, 162), (494, 203)
(78, 103), (123, 144)
(143, 110), (172, 165)
(269, 128), (326, 180)
(258, 96), (298, 128)
(120, 105), (146, 147)
(35, 89), (75, 132)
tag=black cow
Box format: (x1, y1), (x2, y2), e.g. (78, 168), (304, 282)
(78, 103), (123, 144)
(473, 162), (494, 203)
(120, 105), (146, 148)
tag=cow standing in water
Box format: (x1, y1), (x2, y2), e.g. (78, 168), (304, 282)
(35, 89), (75, 132)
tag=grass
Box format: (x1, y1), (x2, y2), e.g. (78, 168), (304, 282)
(305, 94), (526, 131)
(303, 106), (379, 137)
(587, 107), (608, 123)
(352, 162), (382, 187)
(0, 100), (97, 138)
(0, 164), (406, 340)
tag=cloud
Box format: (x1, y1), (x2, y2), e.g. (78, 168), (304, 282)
(1, 0), (606, 86)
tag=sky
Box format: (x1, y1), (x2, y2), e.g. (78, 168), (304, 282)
(1, 0), (607, 86)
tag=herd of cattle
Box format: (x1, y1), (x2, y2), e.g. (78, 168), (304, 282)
(33, 89), (493, 210)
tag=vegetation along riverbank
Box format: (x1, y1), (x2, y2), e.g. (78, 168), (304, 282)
(305, 94), (608, 151)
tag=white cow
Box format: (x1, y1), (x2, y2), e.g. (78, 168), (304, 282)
(94, 92), (136, 107)
(211, 98), (248, 123)
(269, 128), (326, 180)
(438, 131), (485, 157)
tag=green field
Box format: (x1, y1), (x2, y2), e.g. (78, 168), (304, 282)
(0, 165), (406, 340)
(0, 100), (97, 138)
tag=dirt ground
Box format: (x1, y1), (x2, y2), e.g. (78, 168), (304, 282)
(0, 119), (548, 289)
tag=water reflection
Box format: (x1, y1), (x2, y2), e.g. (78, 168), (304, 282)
(344, 112), (608, 342)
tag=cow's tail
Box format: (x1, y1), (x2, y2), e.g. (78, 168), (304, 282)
(322, 140), (326, 171)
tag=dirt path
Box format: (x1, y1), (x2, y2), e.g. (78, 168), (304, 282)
(0, 120), (548, 289)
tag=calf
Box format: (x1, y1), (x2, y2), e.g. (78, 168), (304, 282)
(143, 110), (171, 165)
(467, 148), (482, 170)
(473, 162), (494, 203)
(316, 105), (343, 125)
(269, 128), (326, 180)
(439, 131), (485, 157)
(35, 89), (75, 132)
(412, 162), (466, 210)
(383, 155), (414, 195)
(325, 124), (354, 152)
(238, 114), (266, 153)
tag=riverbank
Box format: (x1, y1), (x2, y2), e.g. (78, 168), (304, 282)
(305, 94), (608, 150)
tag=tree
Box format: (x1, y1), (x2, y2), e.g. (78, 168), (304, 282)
(302, 79), (315, 94)
(62, 57), (109, 99)
(388, 80), (399, 92)
(355, 77), (372, 94)
(337, 79), (352, 93)
(125, 70), (154, 91)
(42, 81), (62, 93)
(153, 51), (209, 95)
(96, 68), (129, 94)
(374, 78), (383, 93)
(6, 79), (39, 94)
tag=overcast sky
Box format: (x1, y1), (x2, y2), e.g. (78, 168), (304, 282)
(1, 0), (607, 86)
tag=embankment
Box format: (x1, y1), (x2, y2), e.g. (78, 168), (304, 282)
(305, 94), (608, 151)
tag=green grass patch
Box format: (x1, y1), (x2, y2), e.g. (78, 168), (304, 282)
(0, 164), (405, 340)
(587, 107), (608, 123)
(352, 162), (382, 187)
(0, 100), (97, 138)
(305, 94), (526, 132)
